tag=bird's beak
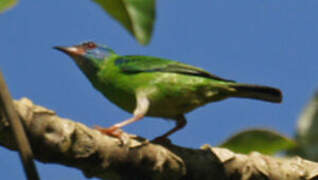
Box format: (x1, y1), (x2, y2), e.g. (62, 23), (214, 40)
(53, 46), (84, 56)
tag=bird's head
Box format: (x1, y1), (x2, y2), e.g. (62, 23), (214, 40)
(54, 41), (115, 78)
(54, 41), (115, 61)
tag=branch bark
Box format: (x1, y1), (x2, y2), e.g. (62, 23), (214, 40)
(1, 98), (318, 180)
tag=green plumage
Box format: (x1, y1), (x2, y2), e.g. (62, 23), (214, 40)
(95, 55), (234, 117)
(55, 42), (282, 139)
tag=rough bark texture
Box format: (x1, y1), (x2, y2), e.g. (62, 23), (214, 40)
(1, 98), (318, 180)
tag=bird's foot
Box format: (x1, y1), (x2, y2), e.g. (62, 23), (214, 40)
(152, 136), (172, 145)
(94, 125), (123, 138)
(94, 126), (142, 146)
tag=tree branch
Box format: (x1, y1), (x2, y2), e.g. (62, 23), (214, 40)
(1, 98), (318, 180)
(0, 71), (39, 180)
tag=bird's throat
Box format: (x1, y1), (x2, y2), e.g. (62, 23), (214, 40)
(72, 56), (99, 81)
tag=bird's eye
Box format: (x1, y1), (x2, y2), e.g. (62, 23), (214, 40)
(82, 42), (97, 49)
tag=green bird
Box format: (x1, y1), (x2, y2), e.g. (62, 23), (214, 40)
(54, 42), (282, 140)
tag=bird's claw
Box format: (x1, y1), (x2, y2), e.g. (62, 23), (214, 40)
(152, 136), (172, 145)
(94, 125), (123, 138)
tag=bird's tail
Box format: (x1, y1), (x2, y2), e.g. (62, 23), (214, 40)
(229, 83), (282, 103)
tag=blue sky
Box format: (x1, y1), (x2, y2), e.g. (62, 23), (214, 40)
(1, 0), (318, 179)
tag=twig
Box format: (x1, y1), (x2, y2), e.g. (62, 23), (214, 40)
(0, 71), (39, 180)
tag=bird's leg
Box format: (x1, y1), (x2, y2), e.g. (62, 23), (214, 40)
(153, 115), (187, 142)
(96, 92), (149, 138)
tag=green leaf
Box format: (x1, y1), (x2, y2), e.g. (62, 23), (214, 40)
(293, 91), (318, 160)
(220, 129), (296, 155)
(93, 0), (155, 45)
(0, 0), (17, 13)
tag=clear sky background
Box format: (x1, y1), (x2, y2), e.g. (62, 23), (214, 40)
(1, 0), (318, 179)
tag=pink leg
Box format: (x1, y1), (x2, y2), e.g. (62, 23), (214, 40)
(96, 91), (150, 138)
(96, 114), (144, 138)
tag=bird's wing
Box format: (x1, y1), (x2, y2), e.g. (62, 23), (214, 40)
(115, 56), (234, 82)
